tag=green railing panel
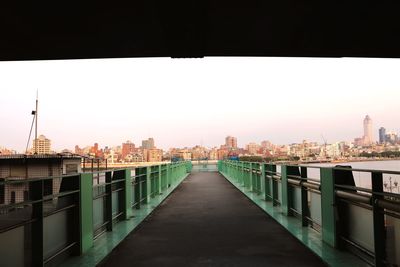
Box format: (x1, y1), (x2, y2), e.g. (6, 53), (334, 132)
(80, 173), (94, 254)
(124, 169), (132, 219)
(218, 160), (400, 266)
(320, 167), (336, 248)
(0, 162), (190, 267)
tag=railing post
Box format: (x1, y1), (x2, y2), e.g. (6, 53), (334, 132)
(134, 168), (141, 209)
(235, 162), (239, 183)
(265, 164), (272, 201)
(105, 171), (113, 231)
(31, 179), (44, 266)
(158, 165), (162, 194)
(372, 171), (385, 267)
(320, 167), (337, 247)
(261, 163), (266, 199)
(272, 165), (278, 206)
(146, 166), (151, 203)
(249, 162), (253, 191)
(79, 173), (94, 254)
(241, 162), (245, 186)
(166, 164), (170, 188)
(124, 169), (133, 220)
(300, 167), (309, 227)
(281, 165), (290, 216)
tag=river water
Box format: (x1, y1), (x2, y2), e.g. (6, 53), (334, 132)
(306, 160), (400, 192)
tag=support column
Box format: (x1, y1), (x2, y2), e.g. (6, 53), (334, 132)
(146, 166), (151, 203)
(281, 165), (290, 215)
(320, 167), (337, 247)
(79, 173), (93, 254)
(372, 171), (385, 267)
(158, 165), (162, 194)
(265, 164), (272, 201)
(300, 167), (308, 227)
(124, 169), (133, 219)
(249, 163), (253, 191)
(261, 163), (266, 200)
(241, 162), (245, 186)
(134, 168), (141, 209)
(166, 165), (170, 188)
(31, 179), (44, 266)
(105, 171), (113, 231)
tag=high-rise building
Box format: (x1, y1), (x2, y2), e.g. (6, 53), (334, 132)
(246, 142), (260, 155)
(146, 148), (163, 162)
(32, 135), (51, 154)
(142, 138), (155, 149)
(122, 140), (135, 159)
(363, 115), (374, 145)
(379, 127), (386, 144)
(261, 140), (271, 148)
(386, 131), (399, 145)
(225, 136), (237, 149)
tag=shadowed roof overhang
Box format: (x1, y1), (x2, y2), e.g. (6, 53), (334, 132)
(2, 0), (400, 60)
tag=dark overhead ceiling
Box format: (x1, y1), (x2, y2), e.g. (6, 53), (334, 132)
(2, 0), (400, 61)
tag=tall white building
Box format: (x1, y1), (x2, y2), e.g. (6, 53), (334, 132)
(32, 135), (51, 154)
(363, 115), (374, 145)
(142, 138), (155, 149)
(225, 136), (237, 149)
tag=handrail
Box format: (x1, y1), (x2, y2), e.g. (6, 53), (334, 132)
(218, 159), (400, 267)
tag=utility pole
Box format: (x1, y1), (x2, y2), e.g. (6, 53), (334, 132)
(34, 90), (38, 154)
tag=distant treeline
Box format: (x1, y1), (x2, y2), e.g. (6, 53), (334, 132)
(359, 151), (400, 158)
(238, 152), (400, 162)
(238, 156), (301, 162)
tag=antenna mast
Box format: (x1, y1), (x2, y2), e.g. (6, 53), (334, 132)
(25, 90), (38, 154)
(34, 90), (38, 154)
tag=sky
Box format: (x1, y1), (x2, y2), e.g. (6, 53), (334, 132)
(0, 57), (399, 152)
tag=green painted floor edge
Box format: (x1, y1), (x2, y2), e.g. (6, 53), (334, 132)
(220, 171), (369, 267)
(61, 174), (190, 267)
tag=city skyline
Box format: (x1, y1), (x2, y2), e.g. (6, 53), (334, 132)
(2, 116), (399, 155)
(1, 57), (400, 152)
(1, 113), (399, 153)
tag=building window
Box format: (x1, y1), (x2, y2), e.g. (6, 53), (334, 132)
(65, 164), (78, 174)
(10, 191), (16, 204)
(24, 190), (29, 201)
(0, 179), (4, 204)
(44, 180), (52, 196)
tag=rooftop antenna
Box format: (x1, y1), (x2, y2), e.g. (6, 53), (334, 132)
(25, 90), (38, 154)
(35, 90), (38, 154)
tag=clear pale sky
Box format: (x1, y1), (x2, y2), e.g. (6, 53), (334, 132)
(0, 57), (399, 152)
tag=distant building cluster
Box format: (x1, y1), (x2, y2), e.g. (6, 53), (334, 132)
(0, 146), (16, 155)
(209, 115), (399, 161)
(2, 115), (399, 163)
(74, 137), (163, 163)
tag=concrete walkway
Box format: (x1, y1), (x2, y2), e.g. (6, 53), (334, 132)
(100, 172), (326, 267)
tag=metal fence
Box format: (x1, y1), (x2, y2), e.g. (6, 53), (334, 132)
(219, 160), (400, 267)
(191, 160), (218, 172)
(0, 161), (191, 267)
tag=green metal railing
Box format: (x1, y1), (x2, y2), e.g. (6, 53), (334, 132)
(191, 160), (217, 172)
(0, 161), (191, 267)
(219, 160), (400, 267)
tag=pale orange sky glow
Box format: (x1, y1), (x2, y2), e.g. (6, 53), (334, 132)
(0, 57), (399, 152)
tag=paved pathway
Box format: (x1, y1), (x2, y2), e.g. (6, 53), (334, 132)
(100, 172), (326, 267)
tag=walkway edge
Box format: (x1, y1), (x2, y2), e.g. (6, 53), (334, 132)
(219, 171), (368, 267)
(61, 174), (190, 267)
